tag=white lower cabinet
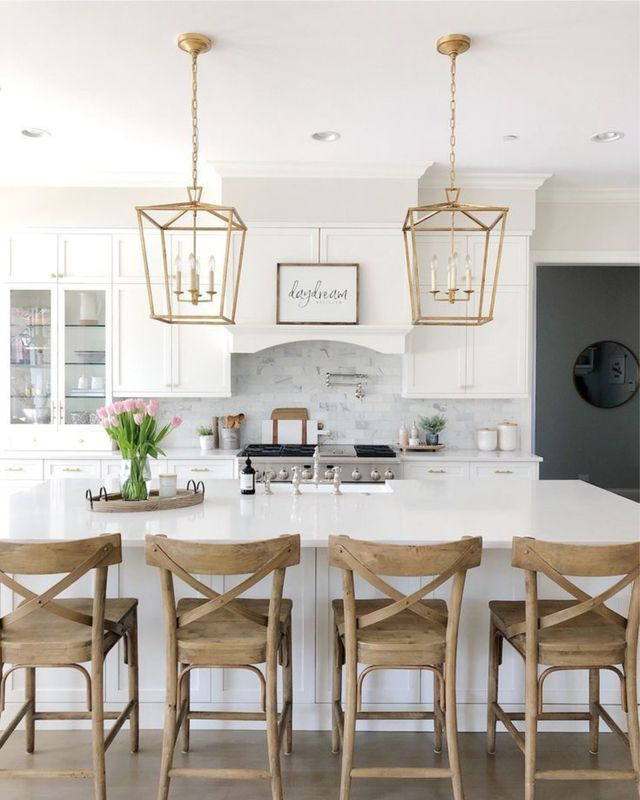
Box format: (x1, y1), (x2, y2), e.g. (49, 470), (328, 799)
(403, 462), (470, 480)
(44, 459), (102, 479)
(470, 462), (539, 479)
(167, 459), (236, 480)
(0, 459), (44, 480)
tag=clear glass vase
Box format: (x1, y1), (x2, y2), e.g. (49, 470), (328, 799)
(119, 454), (152, 501)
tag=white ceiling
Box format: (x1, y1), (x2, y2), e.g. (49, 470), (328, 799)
(0, 0), (638, 189)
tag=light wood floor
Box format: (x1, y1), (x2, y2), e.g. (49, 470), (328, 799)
(0, 730), (636, 799)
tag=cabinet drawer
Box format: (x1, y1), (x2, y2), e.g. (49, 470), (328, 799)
(470, 463), (538, 479)
(101, 459), (165, 480)
(0, 459), (44, 480)
(44, 460), (102, 479)
(403, 462), (470, 479)
(167, 460), (235, 480)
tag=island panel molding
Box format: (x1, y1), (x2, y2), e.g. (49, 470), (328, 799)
(277, 262), (359, 324)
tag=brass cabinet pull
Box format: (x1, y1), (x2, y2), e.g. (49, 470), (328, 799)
(494, 469), (514, 474)
(428, 468), (447, 474)
(191, 467), (210, 472)
(62, 467), (82, 472)
(50, 273), (57, 279)
(4, 467), (24, 472)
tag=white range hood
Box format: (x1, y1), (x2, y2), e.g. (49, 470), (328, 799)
(226, 324), (412, 354)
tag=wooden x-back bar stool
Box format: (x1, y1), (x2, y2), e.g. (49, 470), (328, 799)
(329, 534), (483, 800)
(487, 536), (640, 798)
(145, 533), (300, 800)
(0, 533), (139, 800)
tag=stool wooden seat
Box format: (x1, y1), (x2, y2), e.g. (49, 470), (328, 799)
(145, 533), (300, 800)
(487, 537), (640, 799)
(332, 598), (448, 665)
(175, 597), (293, 665)
(489, 599), (628, 666)
(329, 534), (482, 800)
(0, 534), (139, 800)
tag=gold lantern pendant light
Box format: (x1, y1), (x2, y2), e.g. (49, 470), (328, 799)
(136, 33), (247, 325)
(403, 34), (508, 326)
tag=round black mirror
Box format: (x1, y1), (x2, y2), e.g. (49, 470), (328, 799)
(573, 341), (639, 408)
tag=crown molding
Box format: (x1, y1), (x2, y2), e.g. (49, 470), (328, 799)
(210, 161), (430, 180)
(536, 187), (640, 204)
(420, 172), (552, 191)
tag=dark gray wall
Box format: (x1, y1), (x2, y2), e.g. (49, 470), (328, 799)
(535, 265), (639, 493)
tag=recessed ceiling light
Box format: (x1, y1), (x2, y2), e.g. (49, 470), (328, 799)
(311, 131), (341, 142)
(21, 128), (51, 138)
(590, 130), (624, 143)
(502, 134), (519, 142)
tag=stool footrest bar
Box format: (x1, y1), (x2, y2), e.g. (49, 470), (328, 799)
(169, 767), (271, 780)
(351, 767), (453, 779)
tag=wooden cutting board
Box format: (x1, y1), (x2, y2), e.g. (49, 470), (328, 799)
(269, 408), (310, 444)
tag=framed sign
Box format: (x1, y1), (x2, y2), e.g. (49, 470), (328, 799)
(277, 263), (359, 324)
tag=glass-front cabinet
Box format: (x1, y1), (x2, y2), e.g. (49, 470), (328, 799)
(5, 285), (111, 449)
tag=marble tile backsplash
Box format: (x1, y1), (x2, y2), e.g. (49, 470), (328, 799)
(157, 341), (531, 450)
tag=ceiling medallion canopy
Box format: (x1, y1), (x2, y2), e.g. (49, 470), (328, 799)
(403, 34), (509, 326)
(135, 33), (247, 325)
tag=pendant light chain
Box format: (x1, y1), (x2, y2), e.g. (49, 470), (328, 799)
(448, 53), (457, 190)
(191, 52), (199, 190)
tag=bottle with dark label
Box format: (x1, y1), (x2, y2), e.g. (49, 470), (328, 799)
(240, 456), (256, 495)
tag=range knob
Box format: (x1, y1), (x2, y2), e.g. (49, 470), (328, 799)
(301, 464), (313, 480)
(351, 468), (362, 481)
(324, 465), (335, 480)
(370, 468), (381, 481)
(277, 467), (289, 481)
(384, 468), (395, 480)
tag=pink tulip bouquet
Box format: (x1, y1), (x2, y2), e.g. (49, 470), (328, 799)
(97, 399), (182, 500)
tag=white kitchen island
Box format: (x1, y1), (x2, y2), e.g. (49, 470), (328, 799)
(0, 478), (638, 733)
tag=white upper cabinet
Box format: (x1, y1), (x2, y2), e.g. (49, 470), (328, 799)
(466, 285), (528, 396)
(402, 233), (530, 398)
(320, 229), (410, 325)
(59, 234), (112, 282)
(113, 284), (171, 395)
(172, 325), (231, 396)
(468, 234), (528, 286)
(5, 234), (58, 282)
(234, 227), (319, 323)
(113, 232), (165, 283)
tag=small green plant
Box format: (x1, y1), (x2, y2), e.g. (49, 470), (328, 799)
(197, 425), (214, 436)
(418, 414), (447, 435)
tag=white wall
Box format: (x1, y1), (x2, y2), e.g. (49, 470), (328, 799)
(532, 200), (640, 252)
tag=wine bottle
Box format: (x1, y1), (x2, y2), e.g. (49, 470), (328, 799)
(240, 456), (256, 495)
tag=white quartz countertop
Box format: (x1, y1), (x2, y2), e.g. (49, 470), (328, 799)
(0, 448), (241, 460)
(1, 478), (636, 549)
(397, 449), (542, 462)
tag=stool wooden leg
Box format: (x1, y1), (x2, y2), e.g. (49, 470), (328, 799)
(158, 662), (177, 800)
(339, 655), (357, 800)
(180, 664), (190, 754)
(433, 670), (443, 754)
(624, 653), (640, 788)
(128, 611), (140, 754)
(445, 667), (464, 800)
(25, 667), (35, 754)
(284, 618), (293, 756)
(589, 668), (599, 754)
(91, 657), (106, 800)
(331, 617), (342, 754)
(266, 651), (283, 800)
(524, 656), (538, 800)
(487, 621), (500, 754)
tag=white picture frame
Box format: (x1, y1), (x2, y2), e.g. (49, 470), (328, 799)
(276, 262), (359, 325)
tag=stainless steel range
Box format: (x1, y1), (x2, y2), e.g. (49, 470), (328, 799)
(237, 444), (398, 483)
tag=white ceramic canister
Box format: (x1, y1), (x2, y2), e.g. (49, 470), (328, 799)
(476, 428), (498, 451)
(497, 421), (518, 451)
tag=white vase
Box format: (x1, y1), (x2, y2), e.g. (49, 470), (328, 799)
(476, 428), (498, 451)
(199, 435), (215, 451)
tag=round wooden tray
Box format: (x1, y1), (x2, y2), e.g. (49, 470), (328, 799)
(86, 483), (205, 513)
